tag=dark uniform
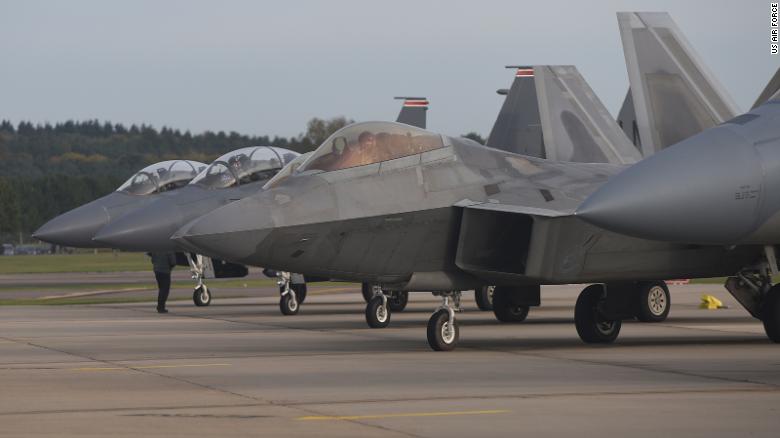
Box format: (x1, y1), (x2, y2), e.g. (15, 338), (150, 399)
(150, 252), (177, 313)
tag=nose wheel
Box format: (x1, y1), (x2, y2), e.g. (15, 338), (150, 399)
(366, 292), (391, 328)
(193, 284), (211, 307)
(426, 291), (462, 351)
(277, 271), (305, 315)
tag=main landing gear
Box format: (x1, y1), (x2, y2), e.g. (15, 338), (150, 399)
(187, 253), (212, 307)
(725, 246), (780, 343)
(277, 271), (307, 315)
(474, 285), (494, 311)
(363, 283), (409, 328)
(572, 281), (671, 344)
(426, 291), (462, 351)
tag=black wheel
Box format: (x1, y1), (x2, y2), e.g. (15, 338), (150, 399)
(193, 285), (211, 307)
(636, 281), (670, 322)
(365, 295), (390, 328)
(575, 284), (621, 343)
(475, 286), (494, 311)
(762, 285), (780, 343)
(492, 286), (529, 322)
(361, 283), (376, 303)
(279, 293), (299, 315)
(387, 291), (409, 312)
(292, 283), (307, 304)
(427, 309), (459, 351)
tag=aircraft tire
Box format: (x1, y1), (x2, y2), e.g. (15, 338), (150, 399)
(387, 291), (408, 312)
(427, 309), (459, 351)
(575, 284), (621, 344)
(636, 281), (670, 322)
(279, 293), (299, 316)
(292, 283), (307, 304)
(492, 287), (529, 322)
(762, 285), (780, 343)
(361, 283), (375, 303)
(365, 296), (391, 328)
(475, 286), (494, 311)
(193, 285), (211, 307)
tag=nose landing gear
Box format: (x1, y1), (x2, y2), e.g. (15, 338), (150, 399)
(427, 291), (462, 351)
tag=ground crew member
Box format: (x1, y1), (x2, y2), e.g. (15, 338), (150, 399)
(150, 252), (177, 313)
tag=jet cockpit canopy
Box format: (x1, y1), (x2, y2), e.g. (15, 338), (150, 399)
(300, 122), (445, 172)
(117, 160), (206, 195)
(191, 147), (299, 189)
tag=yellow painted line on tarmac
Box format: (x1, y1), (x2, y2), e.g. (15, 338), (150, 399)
(297, 409), (510, 421)
(71, 363), (231, 372)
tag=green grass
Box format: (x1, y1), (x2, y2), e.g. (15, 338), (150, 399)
(0, 295), (243, 306)
(0, 252), (150, 274)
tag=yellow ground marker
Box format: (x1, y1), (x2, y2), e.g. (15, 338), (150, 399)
(71, 363), (231, 372)
(699, 294), (727, 310)
(298, 409), (510, 421)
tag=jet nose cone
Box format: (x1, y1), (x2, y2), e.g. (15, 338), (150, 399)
(172, 198), (272, 262)
(94, 205), (181, 252)
(577, 127), (762, 244)
(33, 205), (110, 247)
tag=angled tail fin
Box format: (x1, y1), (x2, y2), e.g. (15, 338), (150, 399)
(616, 88), (642, 148)
(394, 97), (428, 129)
(487, 65), (641, 165)
(618, 12), (739, 156)
(486, 66), (545, 158)
(752, 67), (780, 109)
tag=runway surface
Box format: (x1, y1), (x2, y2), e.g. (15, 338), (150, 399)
(1, 282), (778, 437)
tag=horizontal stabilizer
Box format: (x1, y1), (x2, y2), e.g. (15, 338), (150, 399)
(618, 12), (739, 156)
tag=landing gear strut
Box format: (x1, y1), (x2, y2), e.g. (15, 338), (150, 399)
(277, 271), (306, 315)
(365, 285), (390, 328)
(363, 284), (408, 328)
(427, 291), (461, 351)
(187, 253), (212, 307)
(726, 246), (780, 343)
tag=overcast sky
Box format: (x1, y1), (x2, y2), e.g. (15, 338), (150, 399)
(0, 0), (776, 138)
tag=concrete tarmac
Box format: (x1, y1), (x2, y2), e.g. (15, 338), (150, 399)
(1, 283), (779, 437)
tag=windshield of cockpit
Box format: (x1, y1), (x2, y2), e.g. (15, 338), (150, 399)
(117, 160), (204, 195)
(262, 152), (313, 189)
(299, 122), (444, 172)
(190, 147), (298, 189)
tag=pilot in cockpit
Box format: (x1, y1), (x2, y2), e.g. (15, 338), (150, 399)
(337, 131), (376, 169)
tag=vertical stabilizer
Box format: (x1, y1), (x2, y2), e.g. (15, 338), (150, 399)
(394, 97), (428, 129)
(486, 66), (544, 158)
(618, 12), (739, 156)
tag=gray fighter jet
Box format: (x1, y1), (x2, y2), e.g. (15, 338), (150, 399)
(93, 98), (428, 313)
(33, 160), (206, 247)
(93, 146), (299, 306)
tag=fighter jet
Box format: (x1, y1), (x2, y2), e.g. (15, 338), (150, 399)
(93, 97), (429, 314)
(92, 146), (299, 306)
(33, 160), (206, 247)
